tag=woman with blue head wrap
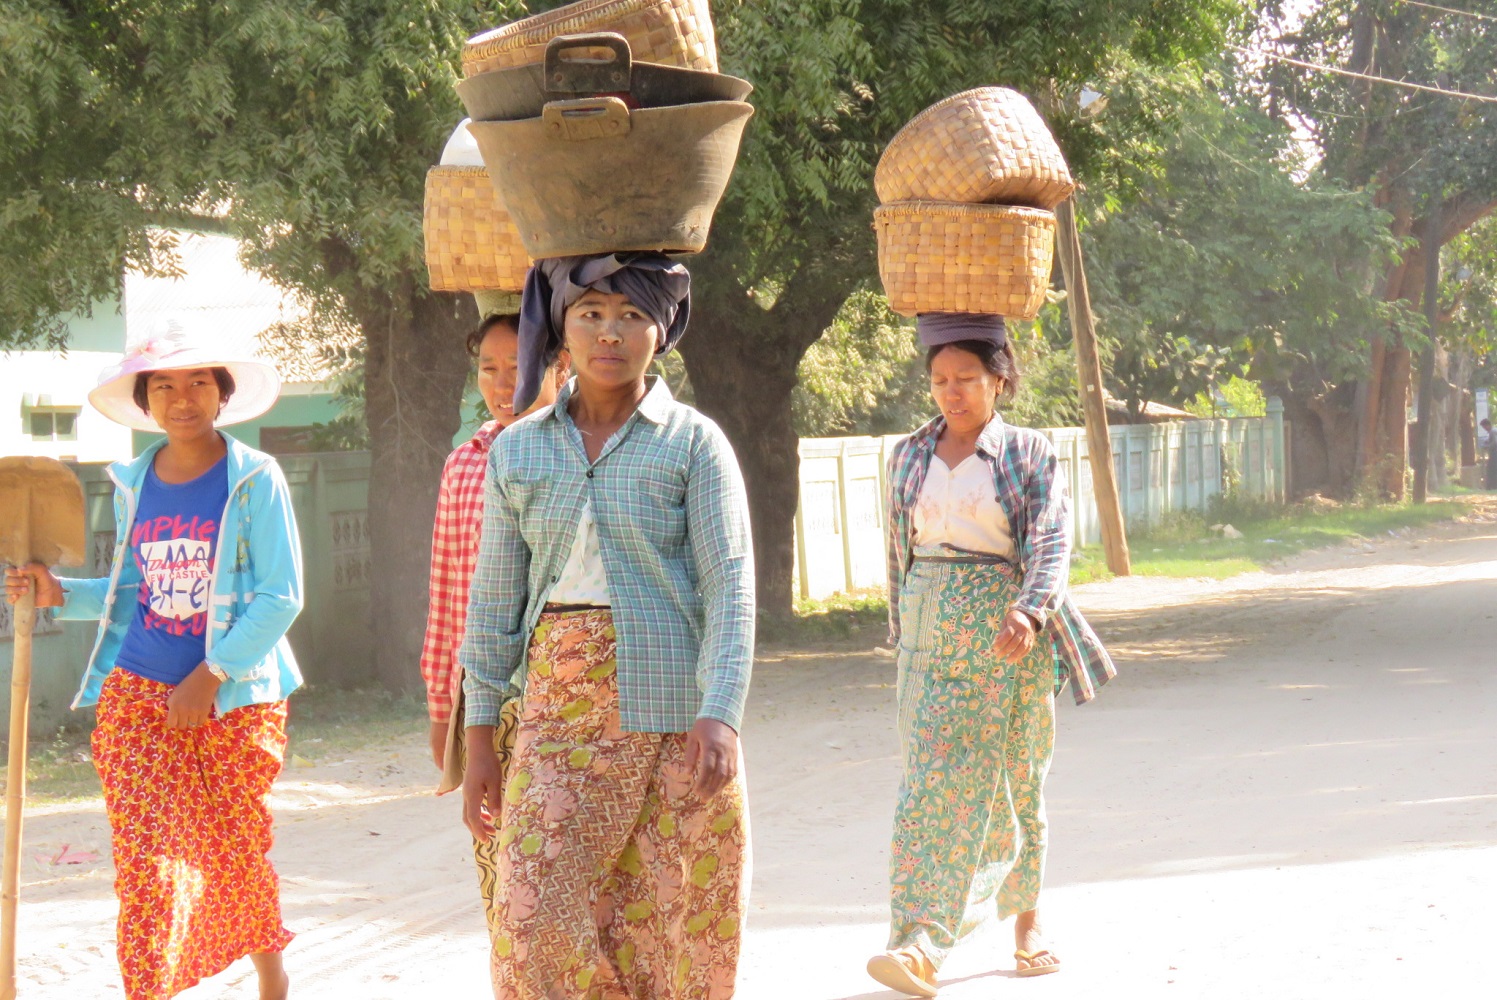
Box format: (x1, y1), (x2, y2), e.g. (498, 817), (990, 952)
(458, 252), (756, 998)
(866, 309), (1116, 997)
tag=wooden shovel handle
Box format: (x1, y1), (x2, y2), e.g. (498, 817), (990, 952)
(1, 587), (35, 1000)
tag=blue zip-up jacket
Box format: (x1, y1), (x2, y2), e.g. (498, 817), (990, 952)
(56, 433), (305, 713)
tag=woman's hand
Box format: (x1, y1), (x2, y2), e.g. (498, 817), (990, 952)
(428, 720), (449, 772)
(4, 563), (63, 608)
(462, 726), (503, 840)
(992, 609), (1039, 664)
(685, 718), (739, 801)
(166, 662), (223, 729)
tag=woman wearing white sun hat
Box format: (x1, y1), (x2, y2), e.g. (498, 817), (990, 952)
(5, 318), (303, 1000)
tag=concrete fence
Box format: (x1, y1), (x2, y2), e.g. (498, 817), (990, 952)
(5, 402), (1287, 730)
(794, 399), (1287, 600)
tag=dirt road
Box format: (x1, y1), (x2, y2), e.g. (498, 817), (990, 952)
(10, 515), (1496, 998)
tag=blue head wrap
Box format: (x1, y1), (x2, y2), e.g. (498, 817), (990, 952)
(515, 253), (691, 411)
(916, 312), (1008, 348)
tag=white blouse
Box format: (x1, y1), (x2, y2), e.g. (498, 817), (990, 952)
(911, 452), (1017, 561)
(548, 502), (612, 605)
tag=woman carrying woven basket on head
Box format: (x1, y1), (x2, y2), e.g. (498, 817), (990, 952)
(459, 253), (754, 1000)
(4, 321), (302, 1000)
(865, 314), (1116, 998)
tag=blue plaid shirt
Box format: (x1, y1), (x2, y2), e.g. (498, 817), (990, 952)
(459, 377), (755, 732)
(886, 413), (1116, 704)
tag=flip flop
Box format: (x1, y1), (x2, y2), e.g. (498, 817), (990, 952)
(867, 948), (940, 997)
(1014, 948), (1061, 978)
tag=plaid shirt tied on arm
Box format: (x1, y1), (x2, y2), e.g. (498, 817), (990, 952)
(420, 421), (502, 722)
(886, 413), (1117, 705)
(459, 377), (756, 732)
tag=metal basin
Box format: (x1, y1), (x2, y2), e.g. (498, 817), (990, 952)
(457, 32), (751, 122)
(468, 96), (754, 258)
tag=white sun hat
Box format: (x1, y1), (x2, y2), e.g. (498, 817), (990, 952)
(88, 318), (283, 432)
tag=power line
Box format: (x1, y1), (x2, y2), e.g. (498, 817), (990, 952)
(1234, 45), (1497, 104)
(1399, 1), (1497, 24)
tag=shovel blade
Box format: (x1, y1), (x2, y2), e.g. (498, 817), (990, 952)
(0, 457), (86, 568)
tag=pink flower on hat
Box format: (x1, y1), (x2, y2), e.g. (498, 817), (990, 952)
(123, 320), (189, 366)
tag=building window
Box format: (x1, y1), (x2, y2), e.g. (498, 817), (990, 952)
(27, 408), (80, 442)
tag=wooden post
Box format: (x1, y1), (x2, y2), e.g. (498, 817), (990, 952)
(1055, 197), (1130, 575)
(2, 493), (34, 1000)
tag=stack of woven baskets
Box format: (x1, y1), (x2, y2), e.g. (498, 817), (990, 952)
(423, 0), (753, 315)
(874, 88), (1075, 322)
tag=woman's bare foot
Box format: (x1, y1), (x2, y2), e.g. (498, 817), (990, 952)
(1014, 909), (1061, 977)
(251, 951), (289, 1000)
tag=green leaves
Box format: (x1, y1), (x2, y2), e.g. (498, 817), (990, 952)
(1079, 66), (1408, 413)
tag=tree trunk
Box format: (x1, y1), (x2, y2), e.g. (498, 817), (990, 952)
(356, 284), (474, 691)
(1373, 344), (1412, 499)
(1268, 379), (1360, 499)
(680, 255), (852, 618)
(1425, 344), (1450, 490)
(680, 319), (801, 619)
(1451, 350), (1476, 469)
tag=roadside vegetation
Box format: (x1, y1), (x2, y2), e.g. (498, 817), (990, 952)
(764, 494), (1486, 647)
(9, 685), (429, 805)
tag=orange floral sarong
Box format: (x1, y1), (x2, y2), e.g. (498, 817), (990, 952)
(91, 668), (293, 999)
(485, 610), (750, 999)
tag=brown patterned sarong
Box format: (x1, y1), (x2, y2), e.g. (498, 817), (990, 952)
(482, 609), (750, 999)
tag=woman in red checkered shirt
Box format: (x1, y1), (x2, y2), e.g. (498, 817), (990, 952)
(419, 309), (570, 988)
(420, 312), (569, 763)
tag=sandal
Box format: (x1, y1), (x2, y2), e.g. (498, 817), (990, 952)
(867, 946), (940, 997)
(1014, 948), (1061, 978)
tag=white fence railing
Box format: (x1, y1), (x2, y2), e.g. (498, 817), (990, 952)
(794, 399), (1287, 600)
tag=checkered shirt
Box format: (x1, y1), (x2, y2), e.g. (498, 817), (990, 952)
(419, 420), (502, 722)
(886, 413), (1117, 705)
(459, 377), (756, 732)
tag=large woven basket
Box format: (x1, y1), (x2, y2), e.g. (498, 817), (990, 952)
(462, 0), (716, 77)
(875, 88), (1075, 210)
(423, 166), (531, 293)
(875, 201), (1056, 319)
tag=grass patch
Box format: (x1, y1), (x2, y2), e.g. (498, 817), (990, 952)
(764, 497), (1477, 641)
(757, 590), (889, 647)
(284, 684), (427, 760)
(1074, 496), (1470, 582)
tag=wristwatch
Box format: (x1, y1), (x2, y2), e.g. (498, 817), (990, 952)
(205, 662), (229, 683)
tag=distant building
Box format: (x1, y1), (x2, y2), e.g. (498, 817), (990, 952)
(3, 231), (348, 463)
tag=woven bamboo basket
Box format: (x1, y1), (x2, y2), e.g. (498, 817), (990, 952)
(462, 0), (716, 77)
(874, 201), (1056, 320)
(423, 166), (531, 293)
(875, 88), (1075, 210)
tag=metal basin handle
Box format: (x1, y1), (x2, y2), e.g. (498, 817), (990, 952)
(542, 97), (633, 140)
(545, 32), (632, 95)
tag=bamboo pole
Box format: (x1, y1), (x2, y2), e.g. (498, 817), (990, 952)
(1055, 196), (1131, 575)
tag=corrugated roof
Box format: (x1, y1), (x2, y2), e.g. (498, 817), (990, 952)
(124, 231), (356, 384)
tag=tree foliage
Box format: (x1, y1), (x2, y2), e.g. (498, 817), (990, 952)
(1080, 66), (1409, 416)
(0, 0), (508, 688)
(2, 0), (1254, 633)
(1251, 0), (1497, 495)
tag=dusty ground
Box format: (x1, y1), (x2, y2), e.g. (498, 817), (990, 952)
(8, 508), (1497, 999)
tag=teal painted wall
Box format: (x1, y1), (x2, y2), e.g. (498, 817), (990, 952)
(61, 301), (127, 353)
